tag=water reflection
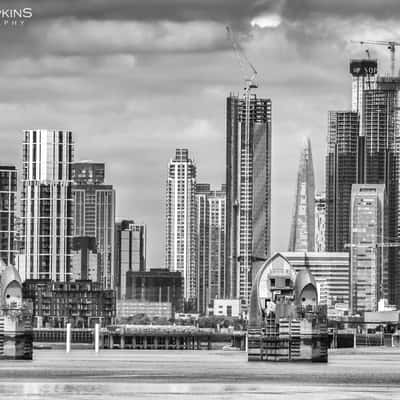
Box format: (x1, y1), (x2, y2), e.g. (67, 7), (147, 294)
(0, 382), (397, 400)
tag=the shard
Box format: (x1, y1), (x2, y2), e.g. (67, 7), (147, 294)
(288, 138), (315, 252)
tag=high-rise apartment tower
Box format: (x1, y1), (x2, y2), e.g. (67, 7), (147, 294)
(165, 149), (197, 310)
(20, 130), (73, 281)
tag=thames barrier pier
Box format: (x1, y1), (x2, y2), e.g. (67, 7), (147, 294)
(0, 263), (33, 359)
(248, 253), (328, 362)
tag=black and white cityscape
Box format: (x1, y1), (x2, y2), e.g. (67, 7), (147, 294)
(1, 1), (400, 399)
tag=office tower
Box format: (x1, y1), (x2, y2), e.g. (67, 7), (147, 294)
(0, 166), (17, 266)
(363, 77), (400, 305)
(71, 236), (97, 281)
(115, 220), (147, 299)
(165, 149), (197, 310)
(196, 184), (225, 314)
(20, 130), (73, 281)
(350, 184), (386, 314)
(326, 60), (379, 254)
(282, 252), (350, 317)
(288, 138), (315, 252)
(325, 111), (359, 252)
(226, 94), (272, 311)
(315, 191), (326, 252)
(72, 162), (115, 289)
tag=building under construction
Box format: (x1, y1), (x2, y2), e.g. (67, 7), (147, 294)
(247, 253), (328, 362)
(225, 94), (272, 312)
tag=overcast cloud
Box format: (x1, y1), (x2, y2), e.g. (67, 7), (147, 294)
(0, 0), (399, 267)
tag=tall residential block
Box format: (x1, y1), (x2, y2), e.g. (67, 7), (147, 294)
(20, 130), (73, 281)
(165, 149), (197, 309)
(350, 184), (386, 314)
(288, 138), (315, 252)
(114, 220), (147, 299)
(315, 191), (326, 252)
(226, 94), (272, 311)
(72, 162), (115, 289)
(0, 166), (17, 266)
(196, 184), (225, 314)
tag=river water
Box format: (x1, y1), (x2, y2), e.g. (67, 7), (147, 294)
(0, 348), (399, 399)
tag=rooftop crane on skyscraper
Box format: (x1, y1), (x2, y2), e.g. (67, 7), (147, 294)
(226, 26), (259, 289)
(226, 26), (258, 92)
(351, 40), (400, 76)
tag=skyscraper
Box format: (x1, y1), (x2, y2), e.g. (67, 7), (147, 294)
(165, 149), (197, 310)
(226, 94), (272, 311)
(326, 60), (379, 254)
(72, 162), (115, 289)
(114, 220), (147, 299)
(325, 111), (359, 252)
(0, 166), (17, 266)
(315, 191), (326, 252)
(363, 77), (400, 305)
(195, 184), (225, 314)
(288, 138), (315, 252)
(325, 59), (400, 305)
(20, 130), (73, 281)
(195, 183), (210, 314)
(350, 184), (386, 314)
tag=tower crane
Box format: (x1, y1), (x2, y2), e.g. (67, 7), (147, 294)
(351, 40), (400, 76)
(226, 26), (259, 299)
(226, 26), (258, 91)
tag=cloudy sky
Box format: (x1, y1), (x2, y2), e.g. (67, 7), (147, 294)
(0, 0), (399, 267)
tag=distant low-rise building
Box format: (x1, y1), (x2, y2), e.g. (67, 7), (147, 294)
(22, 279), (116, 328)
(212, 299), (240, 317)
(126, 269), (183, 313)
(117, 300), (172, 320)
(114, 220), (147, 299)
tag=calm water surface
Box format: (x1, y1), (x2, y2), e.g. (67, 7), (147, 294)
(0, 348), (399, 399)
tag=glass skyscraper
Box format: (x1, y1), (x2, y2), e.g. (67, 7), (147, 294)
(226, 94), (272, 311)
(326, 60), (400, 306)
(350, 184), (386, 314)
(325, 111), (359, 252)
(288, 138), (315, 252)
(72, 162), (115, 289)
